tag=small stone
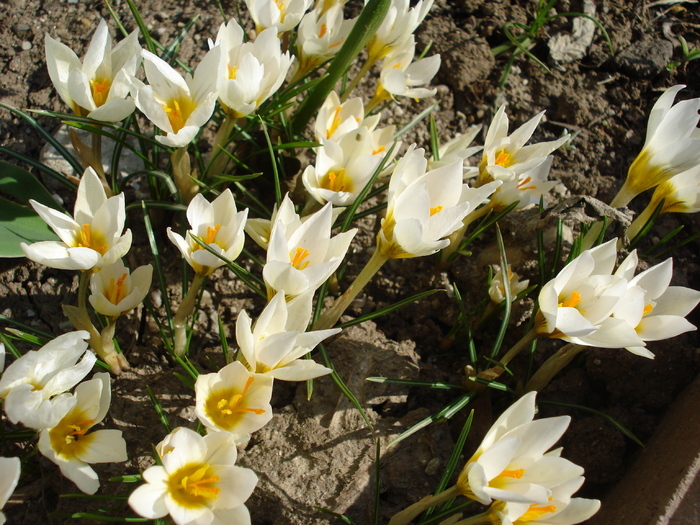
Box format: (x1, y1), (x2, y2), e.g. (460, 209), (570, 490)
(67, 0), (78, 4)
(21, 41), (32, 51)
(12, 24), (32, 39)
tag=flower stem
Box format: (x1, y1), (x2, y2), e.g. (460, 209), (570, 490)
(625, 202), (655, 242)
(439, 204), (492, 266)
(389, 485), (460, 525)
(524, 343), (584, 393)
(341, 55), (378, 102)
(173, 272), (207, 357)
(451, 513), (495, 525)
(100, 318), (129, 374)
(475, 328), (539, 383)
(206, 113), (239, 182)
(313, 247), (389, 330)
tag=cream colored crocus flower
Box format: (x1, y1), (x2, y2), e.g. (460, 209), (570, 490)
(21, 167), (132, 271)
(427, 124), (483, 171)
(135, 47), (222, 148)
(302, 126), (395, 206)
(611, 85), (700, 208)
(366, 0), (434, 62)
(0, 331), (95, 429)
(263, 194), (357, 298)
(195, 361), (273, 436)
(213, 21), (293, 118)
(245, 0), (313, 33)
(0, 457), (20, 525)
(626, 164), (700, 240)
(476, 105), (569, 187)
(314, 91), (381, 143)
(167, 189), (248, 276)
(489, 266), (530, 304)
(38, 373), (127, 494)
(45, 19), (140, 121)
(488, 156), (558, 211)
(89, 260), (153, 318)
(378, 145), (501, 258)
(128, 427), (257, 525)
(236, 290), (337, 380)
(296, 4), (355, 75)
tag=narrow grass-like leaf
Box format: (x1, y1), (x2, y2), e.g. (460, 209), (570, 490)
(468, 376), (513, 392)
(125, 0), (156, 54)
(4, 328), (48, 347)
(0, 332), (21, 359)
(373, 436), (381, 525)
(313, 507), (357, 524)
(147, 386), (172, 434)
(141, 201), (174, 333)
(258, 117), (282, 204)
(395, 102), (439, 139)
(60, 494), (129, 501)
(366, 377), (465, 390)
(52, 513), (149, 522)
(161, 15), (199, 64)
(109, 475), (143, 483)
(338, 289), (441, 329)
(489, 227), (511, 360)
(419, 500), (475, 525)
(429, 114), (440, 162)
(629, 199), (665, 249)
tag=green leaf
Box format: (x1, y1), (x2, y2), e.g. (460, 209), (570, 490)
(0, 161), (64, 210)
(0, 197), (59, 257)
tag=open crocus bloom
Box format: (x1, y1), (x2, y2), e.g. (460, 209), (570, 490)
(296, 4), (355, 74)
(0, 331), (95, 429)
(489, 156), (558, 211)
(128, 427), (257, 525)
(263, 194), (356, 298)
(195, 361), (273, 436)
(457, 392), (583, 507)
(45, 19), (140, 121)
(236, 290), (337, 381)
(245, 0), (313, 33)
(135, 47), (222, 148)
(21, 168), (132, 271)
(314, 91), (381, 143)
(167, 189), (248, 276)
(213, 21), (293, 118)
(611, 85), (700, 207)
(476, 105), (569, 187)
(89, 260), (153, 317)
(427, 124), (483, 171)
(377, 36), (441, 101)
(367, 0), (434, 61)
(38, 373), (127, 494)
(378, 145), (501, 258)
(0, 457), (20, 525)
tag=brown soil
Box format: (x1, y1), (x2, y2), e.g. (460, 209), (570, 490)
(1, 0), (699, 524)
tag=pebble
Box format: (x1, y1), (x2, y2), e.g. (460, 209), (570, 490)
(21, 41), (32, 51)
(67, 0), (78, 4)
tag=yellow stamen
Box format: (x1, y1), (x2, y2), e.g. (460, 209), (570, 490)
(372, 146), (386, 155)
(90, 77), (111, 108)
(327, 106), (343, 139)
(169, 463), (221, 507)
(290, 247), (311, 270)
(519, 503), (558, 522)
(318, 23), (328, 38)
(193, 225), (223, 251)
(77, 224), (108, 254)
(228, 65), (238, 79)
(163, 97), (196, 134)
(643, 303), (653, 316)
(107, 273), (129, 305)
(559, 291), (582, 309)
(500, 468), (525, 479)
(429, 206), (443, 216)
(320, 169), (353, 193)
(495, 150), (512, 167)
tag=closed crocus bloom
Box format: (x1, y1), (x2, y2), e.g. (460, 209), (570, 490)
(457, 392), (581, 506)
(377, 36), (440, 101)
(302, 126), (395, 206)
(489, 156), (558, 211)
(367, 0), (434, 61)
(38, 373), (127, 494)
(195, 361), (273, 436)
(128, 427), (257, 525)
(45, 19), (140, 121)
(314, 91), (381, 143)
(214, 21), (293, 118)
(296, 4), (355, 74)
(135, 47), (222, 148)
(0, 457), (20, 525)
(378, 145), (500, 258)
(167, 189), (248, 276)
(263, 195), (356, 298)
(477, 105), (569, 187)
(236, 290), (337, 380)
(246, 0), (313, 33)
(89, 260), (153, 318)
(0, 331), (95, 429)
(611, 85), (700, 208)
(21, 167), (132, 271)
(489, 266), (530, 304)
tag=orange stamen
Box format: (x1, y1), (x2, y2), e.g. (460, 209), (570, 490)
(372, 145), (386, 155)
(559, 291), (582, 308)
(429, 206), (443, 216)
(290, 247), (311, 270)
(495, 150), (511, 167)
(107, 273), (129, 305)
(318, 23), (328, 38)
(90, 77), (111, 107)
(500, 468), (525, 479)
(327, 106), (343, 138)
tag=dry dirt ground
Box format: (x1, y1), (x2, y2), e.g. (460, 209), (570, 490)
(1, 0), (700, 523)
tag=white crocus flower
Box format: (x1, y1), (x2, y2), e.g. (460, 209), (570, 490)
(0, 331), (95, 429)
(457, 392), (581, 506)
(611, 85), (700, 207)
(477, 105), (569, 187)
(38, 373), (127, 494)
(0, 457), (20, 525)
(214, 21), (294, 118)
(612, 256), (700, 358)
(376, 36), (440, 102)
(45, 19), (140, 121)
(21, 167), (132, 271)
(427, 124), (483, 171)
(489, 266), (530, 304)
(236, 290), (337, 380)
(296, 4), (355, 74)
(167, 189), (248, 276)
(128, 427), (257, 525)
(378, 145), (501, 258)
(536, 240), (644, 349)
(489, 156), (558, 211)
(89, 260), (153, 318)
(245, 0), (313, 33)
(135, 47), (222, 148)
(366, 0), (434, 61)
(195, 361), (273, 436)
(314, 91), (381, 142)
(263, 194), (357, 298)
(302, 126), (395, 206)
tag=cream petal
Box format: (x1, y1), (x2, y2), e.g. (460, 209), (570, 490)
(76, 430), (127, 464)
(128, 480), (169, 519)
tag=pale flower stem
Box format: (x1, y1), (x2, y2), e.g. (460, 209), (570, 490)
(625, 202), (655, 242)
(341, 55), (378, 102)
(499, 328), (539, 368)
(610, 181), (634, 208)
(450, 513), (495, 525)
(524, 343), (584, 393)
(439, 204), (491, 266)
(313, 248), (389, 330)
(206, 114), (239, 181)
(365, 87), (390, 115)
(173, 272), (207, 357)
(389, 485), (460, 525)
(100, 318), (129, 374)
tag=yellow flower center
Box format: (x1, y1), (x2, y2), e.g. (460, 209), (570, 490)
(318, 23), (328, 38)
(168, 463), (221, 508)
(499, 468), (525, 479)
(204, 376), (266, 431)
(49, 412), (95, 460)
(429, 205), (443, 216)
(518, 502), (558, 522)
(495, 149), (513, 167)
(90, 77), (112, 108)
(558, 290), (583, 309)
(372, 146), (386, 155)
(290, 246), (311, 270)
(193, 225), (223, 251)
(643, 303), (654, 316)
(228, 65), (238, 79)
(76, 224), (108, 255)
(107, 273), (129, 305)
(320, 169), (353, 193)
(326, 106), (343, 139)
(163, 97), (196, 134)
